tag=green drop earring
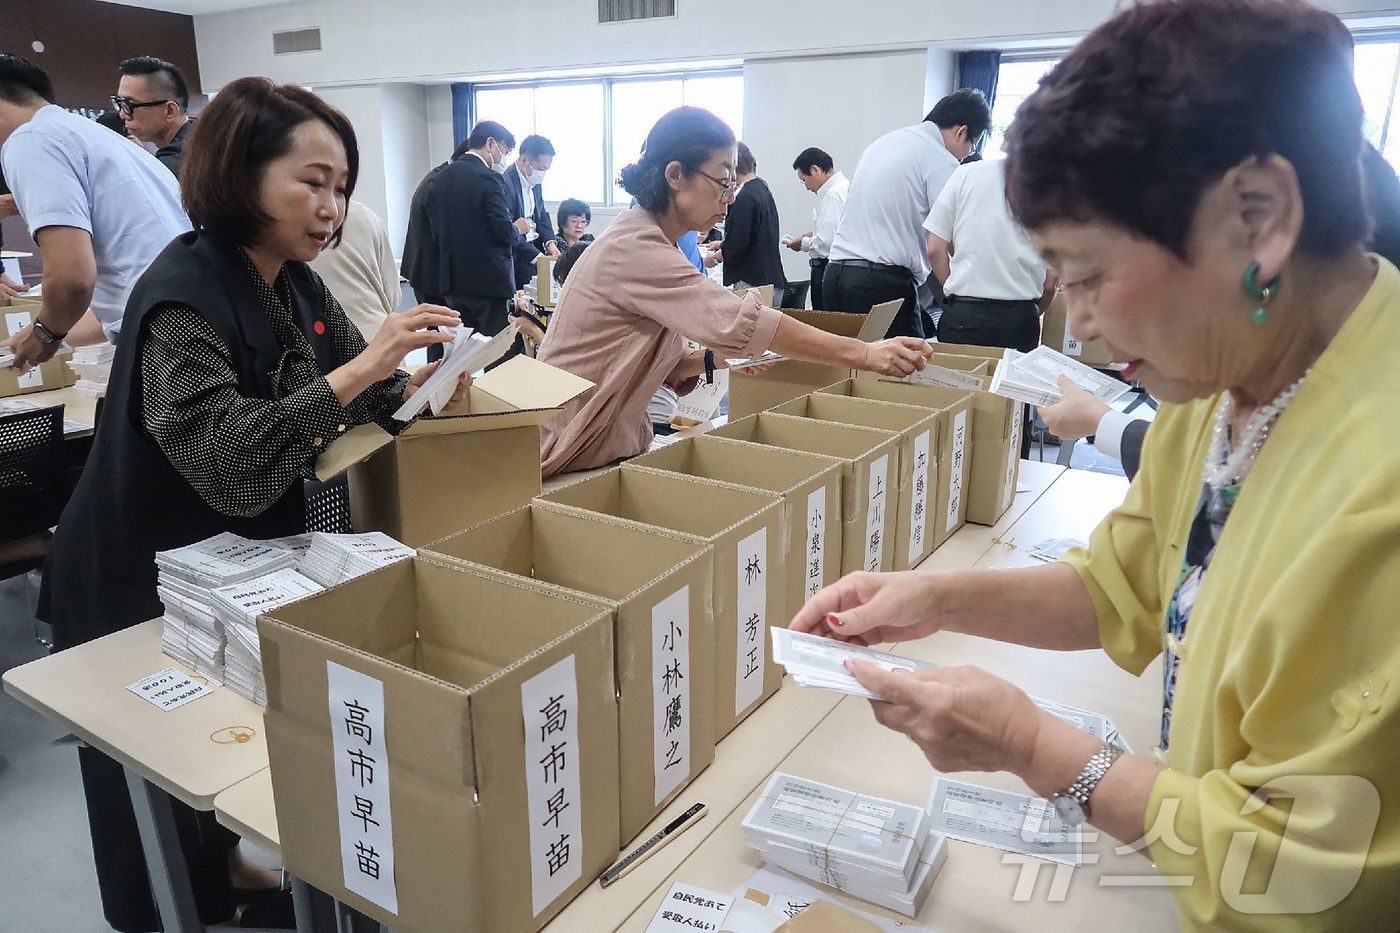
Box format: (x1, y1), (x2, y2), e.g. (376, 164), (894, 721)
(1242, 262), (1281, 325)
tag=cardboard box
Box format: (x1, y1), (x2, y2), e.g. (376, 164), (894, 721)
(422, 504), (714, 843)
(735, 283), (774, 307)
(0, 299), (76, 397)
(846, 376), (1019, 527)
(538, 465), (786, 741)
(632, 434), (844, 621)
(710, 413), (901, 576)
(259, 555), (620, 932)
(534, 254), (560, 308)
(727, 303), (899, 419)
(772, 393), (937, 572)
(816, 380), (976, 548)
(0, 350), (74, 398)
(1039, 294), (1114, 368)
(314, 355), (592, 546)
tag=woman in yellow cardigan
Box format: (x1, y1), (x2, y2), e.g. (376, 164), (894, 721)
(792, 0), (1398, 928)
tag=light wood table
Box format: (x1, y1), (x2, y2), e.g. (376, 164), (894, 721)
(17, 383), (100, 437)
(2, 620), (291, 932)
(614, 468), (1176, 932)
(915, 459), (1065, 572)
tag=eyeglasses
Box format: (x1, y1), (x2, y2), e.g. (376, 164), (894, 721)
(697, 170), (741, 202)
(109, 96), (173, 118)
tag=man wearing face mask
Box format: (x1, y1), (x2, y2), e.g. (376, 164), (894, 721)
(503, 134), (559, 289)
(428, 119), (529, 334)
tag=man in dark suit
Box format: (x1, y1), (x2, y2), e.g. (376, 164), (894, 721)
(401, 137), (471, 306)
(428, 120), (529, 334)
(720, 142), (786, 301)
(502, 134), (558, 287)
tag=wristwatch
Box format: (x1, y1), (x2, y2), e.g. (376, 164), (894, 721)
(32, 319), (67, 345)
(1051, 742), (1122, 825)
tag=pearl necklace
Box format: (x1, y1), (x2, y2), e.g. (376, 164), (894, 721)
(1203, 369), (1311, 491)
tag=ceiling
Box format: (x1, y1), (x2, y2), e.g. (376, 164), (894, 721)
(102, 0), (288, 14)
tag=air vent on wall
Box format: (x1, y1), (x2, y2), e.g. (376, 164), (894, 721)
(598, 0), (676, 24)
(273, 28), (322, 55)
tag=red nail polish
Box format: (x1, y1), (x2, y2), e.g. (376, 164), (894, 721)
(827, 613), (844, 628)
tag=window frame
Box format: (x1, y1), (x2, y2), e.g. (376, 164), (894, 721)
(468, 68), (744, 208)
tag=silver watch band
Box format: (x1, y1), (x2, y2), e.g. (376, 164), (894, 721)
(1055, 742), (1122, 816)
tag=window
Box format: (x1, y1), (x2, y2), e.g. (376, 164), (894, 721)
(984, 56), (1061, 159)
(1354, 37), (1400, 166)
(471, 71), (742, 207)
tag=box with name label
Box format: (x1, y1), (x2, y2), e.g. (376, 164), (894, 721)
(727, 303), (899, 419)
(814, 380), (974, 551)
(422, 503), (714, 844)
(856, 370), (1022, 528)
(632, 434), (844, 622)
(771, 393), (937, 572)
(711, 413), (901, 576)
(259, 555), (619, 932)
(538, 465), (785, 743)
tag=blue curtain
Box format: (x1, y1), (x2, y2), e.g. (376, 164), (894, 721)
(957, 50), (1001, 106)
(956, 51), (1000, 154)
(451, 84), (473, 148)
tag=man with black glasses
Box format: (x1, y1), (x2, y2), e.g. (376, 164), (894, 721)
(114, 56), (194, 176)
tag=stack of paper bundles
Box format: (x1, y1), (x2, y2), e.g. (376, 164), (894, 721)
(68, 344), (116, 395)
(213, 567), (324, 704)
(155, 533), (299, 683)
(742, 773), (948, 917)
(298, 531), (414, 587)
(989, 346), (1131, 408)
(770, 628), (936, 700)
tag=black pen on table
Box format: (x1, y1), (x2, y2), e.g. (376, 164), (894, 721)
(598, 802), (708, 888)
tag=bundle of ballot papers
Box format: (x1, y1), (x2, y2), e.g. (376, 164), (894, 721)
(213, 567), (324, 704)
(392, 322), (518, 420)
(771, 628), (934, 701)
(299, 531), (415, 588)
(67, 343), (116, 395)
(156, 533), (300, 683)
(741, 773), (948, 917)
(990, 346), (1132, 409)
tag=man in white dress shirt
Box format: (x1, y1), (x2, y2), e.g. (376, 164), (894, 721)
(786, 147), (849, 309)
(825, 89), (991, 338)
(924, 157), (1055, 353)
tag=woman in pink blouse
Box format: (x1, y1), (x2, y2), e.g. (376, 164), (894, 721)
(537, 106), (932, 478)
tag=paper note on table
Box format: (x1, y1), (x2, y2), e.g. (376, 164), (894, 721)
(732, 869), (932, 933)
(1027, 537), (1087, 562)
(925, 778), (1083, 866)
(391, 322), (518, 421)
(771, 629), (934, 700)
(127, 667), (215, 711)
(674, 369), (729, 426)
(646, 882), (733, 933)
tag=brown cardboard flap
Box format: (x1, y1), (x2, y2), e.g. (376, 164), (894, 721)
(313, 423), (394, 482)
(782, 309), (865, 338)
(473, 354), (594, 411)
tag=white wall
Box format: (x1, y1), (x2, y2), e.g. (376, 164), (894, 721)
(744, 50), (931, 285)
(195, 0), (1400, 90)
(314, 84), (389, 236)
(426, 84), (455, 164)
(379, 83), (431, 254)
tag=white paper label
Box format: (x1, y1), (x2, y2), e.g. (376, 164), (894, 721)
(1061, 326), (1083, 357)
(908, 431), (931, 560)
(127, 667), (214, 711)
(945, 410), (968, 533)
(652, 586), (691, 805)
(864, 455), (889, 572)
(4, 310), (32, 337)
(734, 528), (768, 717)
(1003, 403), (1024, 511)
(673, 369), (729, 425)
(803, 487), (826, 602)
(521, 654), (584, 916)
(327, 661), (397, 915)
(646, 882), (733, 933)
(17, 365), (43, 389)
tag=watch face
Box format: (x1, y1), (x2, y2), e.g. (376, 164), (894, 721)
(1054, 795), (1086, 826)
